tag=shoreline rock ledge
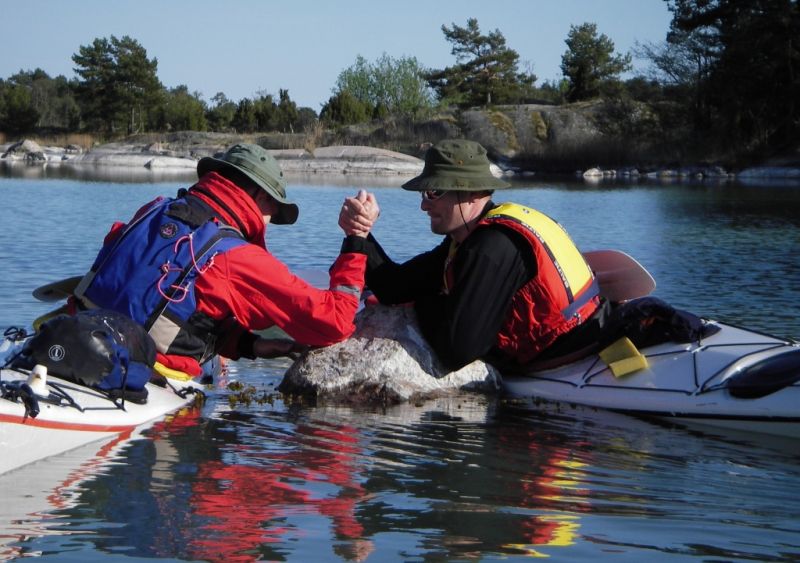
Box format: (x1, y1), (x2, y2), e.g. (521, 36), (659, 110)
(279, 304), (500, 405)
(0, 139), (424, 177)
(272, 146), (424, 176)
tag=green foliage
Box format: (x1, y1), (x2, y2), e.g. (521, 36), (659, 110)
(426, 18), (537, 108)
(331, 53), (434, 122)
(336, 55), (373, 108)
(632, 30), (713, 129)
(0, 82), (39, 134)
(621, 77), (666, 104)
(666, 0), (800, 156)
(8, 11), (795, 166)
(232, 98), (257, 132)
(228, 89), (308, 133)
(634, 32), (711, 90)
(72, 35), (162, 134)
(206, 92), (237, 131)
(0, 69), (79, 134)
(319, 90), (372, 126)
(275, 89), (299, 132)
(43, 75), (81, 130)
(2, 35), (313, 138)
(560, 23), (632, 102)
(0, 81), (5, 130)
(295, 107), (319, 132)
(373, 54), (435, 116)
(529, 80), (567, 105)
(253, 92), (277, 131)
(154, 85), (208, 131)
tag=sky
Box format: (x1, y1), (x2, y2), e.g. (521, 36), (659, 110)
(1, 0), (673, 110)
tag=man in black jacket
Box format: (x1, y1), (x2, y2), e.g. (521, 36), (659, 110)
(339, 139), (607, 372)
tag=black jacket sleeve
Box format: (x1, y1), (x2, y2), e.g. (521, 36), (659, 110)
(342, 233), (449, 304)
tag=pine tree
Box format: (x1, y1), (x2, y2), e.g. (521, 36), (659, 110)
(425, 18), (536, 107)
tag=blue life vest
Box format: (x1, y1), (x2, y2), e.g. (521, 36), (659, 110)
(75, 196), (247, 363)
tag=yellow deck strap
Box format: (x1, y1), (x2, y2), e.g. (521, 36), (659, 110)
(153, 361), (195, 382)
(599, 337), (648, 377)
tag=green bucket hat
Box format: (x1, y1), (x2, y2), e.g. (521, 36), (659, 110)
(197, 143), (299, 225)
(402, 139), (510, 192)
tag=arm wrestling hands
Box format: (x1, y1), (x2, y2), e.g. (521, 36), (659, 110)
(339, 189), (380, 237)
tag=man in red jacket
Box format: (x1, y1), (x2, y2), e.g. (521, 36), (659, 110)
(73, 143), (371, 378)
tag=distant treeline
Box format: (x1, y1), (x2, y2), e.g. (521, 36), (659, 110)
(1, 1), (797, 164)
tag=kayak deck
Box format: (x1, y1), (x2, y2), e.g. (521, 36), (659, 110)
(501, 321), (800, 437)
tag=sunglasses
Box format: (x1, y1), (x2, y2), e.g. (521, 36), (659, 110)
(420, 189), (449, 201)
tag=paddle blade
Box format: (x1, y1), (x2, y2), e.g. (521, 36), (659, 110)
(32, 275), (82, 302)
(583, 250), (656, 302)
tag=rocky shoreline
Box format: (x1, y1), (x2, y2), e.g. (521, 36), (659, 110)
(0, 138), (425, 178)
(2, 137), (799, 183)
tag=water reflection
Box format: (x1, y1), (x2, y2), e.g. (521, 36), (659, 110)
(0, 161), (411, 188)
(2, 174), (799, 560)
(1, 160), (198, 184)
(0, 406), (199, 560)
(14, 391), (800, 561)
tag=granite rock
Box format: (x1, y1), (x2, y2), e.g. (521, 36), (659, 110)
(279, 304), (500, 405)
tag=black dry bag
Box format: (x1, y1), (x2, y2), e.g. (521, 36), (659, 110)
(13, 309), (156, 392)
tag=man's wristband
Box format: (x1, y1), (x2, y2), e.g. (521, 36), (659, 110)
(341, 234), (369, 254)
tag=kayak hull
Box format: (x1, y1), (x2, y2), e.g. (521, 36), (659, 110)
(0, 365), (203, 475)
(501, 321), (800, 437)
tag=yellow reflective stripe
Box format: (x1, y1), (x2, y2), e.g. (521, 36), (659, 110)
(485, 203), (593, 295)
(331, 284), (361, 297)
(153, 361), (195, 382)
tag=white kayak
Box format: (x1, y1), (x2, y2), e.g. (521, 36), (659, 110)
(501, 321), (800, 438)
(0, 336), (205, 475)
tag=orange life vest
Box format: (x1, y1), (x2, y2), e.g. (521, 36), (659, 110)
(448, 203), (600, 364)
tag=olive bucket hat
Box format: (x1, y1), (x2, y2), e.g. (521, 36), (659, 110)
(197, 143), (299, 224)
(402, 139), (510, 192)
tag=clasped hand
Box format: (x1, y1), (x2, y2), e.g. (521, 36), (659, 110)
(339, 189), (380, 237)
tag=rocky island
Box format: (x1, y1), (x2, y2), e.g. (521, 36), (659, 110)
(0, 136), (426, 179)
(2, 123), (798, 183)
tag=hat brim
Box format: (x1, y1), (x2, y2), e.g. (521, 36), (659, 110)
(402, 172), (510, 191)
(198, 156), (299, 225)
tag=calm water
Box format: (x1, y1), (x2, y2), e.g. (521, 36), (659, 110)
(1, 168), (799, 561)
